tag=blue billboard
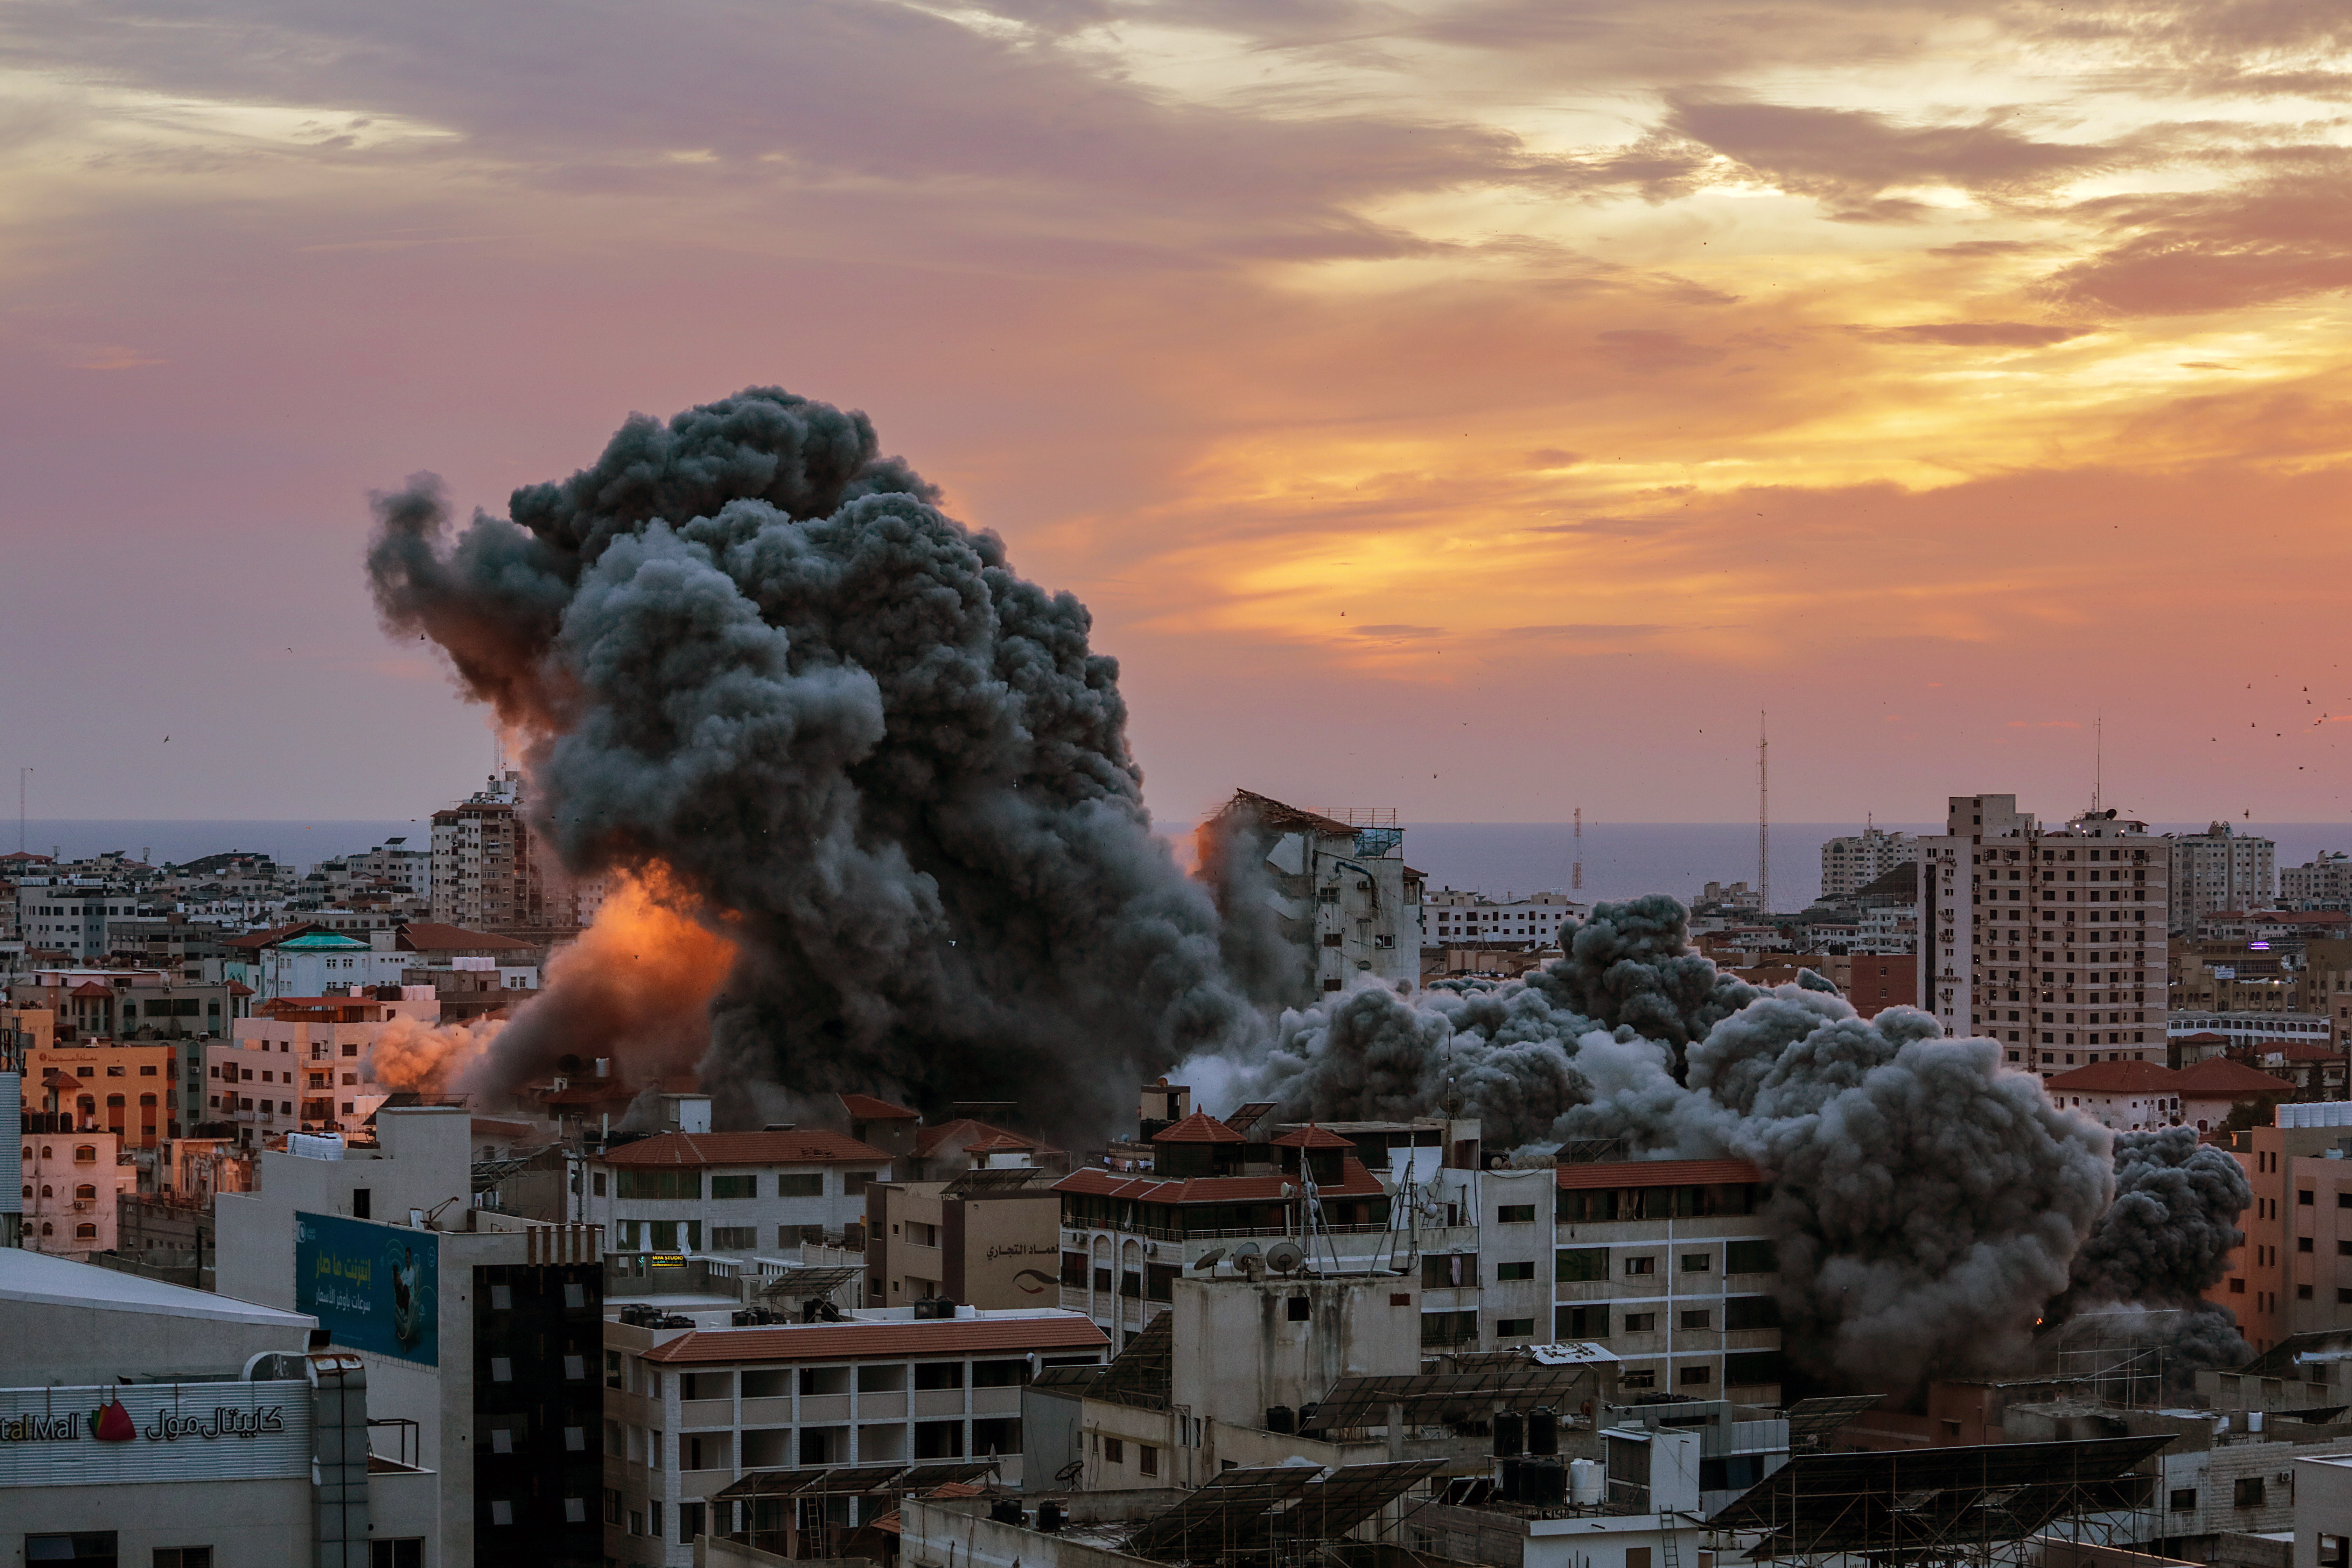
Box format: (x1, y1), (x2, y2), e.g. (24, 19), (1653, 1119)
(295, 1211), (439, 1366)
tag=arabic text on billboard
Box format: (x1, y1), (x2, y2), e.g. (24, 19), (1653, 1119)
(295, 1211), (438, 1366)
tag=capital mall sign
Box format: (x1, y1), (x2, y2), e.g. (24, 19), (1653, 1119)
(0, 1381), (309, 1488)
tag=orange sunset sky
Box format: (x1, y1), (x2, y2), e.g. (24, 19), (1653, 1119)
(3, 0), (2348, 827)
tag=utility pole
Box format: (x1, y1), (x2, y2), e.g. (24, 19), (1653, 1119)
(1758, 710), (1771, 913)
(1572, 806), (1583, 894)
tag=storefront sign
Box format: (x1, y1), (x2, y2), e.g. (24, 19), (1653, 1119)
(296, 1210), (439, 1366)
(0, 1381), (309, 1487)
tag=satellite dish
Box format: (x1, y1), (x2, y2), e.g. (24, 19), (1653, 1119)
(1266, 1239), (1306, 1274)
(1194, 1249), (1225, 1271)
(1232, 1242), (1264, 1275)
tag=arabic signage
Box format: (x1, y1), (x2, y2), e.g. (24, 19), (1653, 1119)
(0, 1380), (310, 1488)
(295, 1210), (439, 1366)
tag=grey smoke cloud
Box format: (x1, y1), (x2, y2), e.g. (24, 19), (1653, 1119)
(1227, 896), (2119, 1382)
(2058, 1127), (2251, 1370)
(369, 387), (1258, 1138)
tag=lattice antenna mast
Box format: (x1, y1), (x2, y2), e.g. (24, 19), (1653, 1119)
(1758, 710), (1771, 913)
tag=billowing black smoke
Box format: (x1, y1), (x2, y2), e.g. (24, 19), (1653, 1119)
(368, 388), (1258, 1134)
(2056, 1127), (2251, 1370)
(1229, 898), (2118, 1384)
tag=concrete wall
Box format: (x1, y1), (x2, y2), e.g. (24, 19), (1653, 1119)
(903, 1498), (1166, 1568)
(945, 1189), (1062, 1309)
(2293, 1454), (2352, 1568)
(1170, 1274), (1421, 1432)
(7, 1476), (313, 1566)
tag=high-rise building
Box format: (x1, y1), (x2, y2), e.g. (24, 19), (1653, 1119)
(1204, 792), (1423, 997)
(1917, 794), (2169, 1080)
(2168, 822), (2276, 930)
(1819, 826), (1917, 901)
(429, 772), (595, 937)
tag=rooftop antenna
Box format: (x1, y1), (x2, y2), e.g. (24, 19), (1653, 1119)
(1572, 805), (1583, 894)
(1757, 709), (1770, 913)
(17, 767), (26, 854)
(2092, 714), (2104, 814)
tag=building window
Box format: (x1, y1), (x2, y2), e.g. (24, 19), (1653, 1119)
(777, 1173), (824, 1198)
(1105, 1437), (1125, 1464)
(1556, 1248), (1608, 1282)
(26, 1539), (118, 1568)
(1496, 1204), (1536, 1224)
(154, 1552), (216, 1568)
(710, 1226), (758, 1250)
(708, 1174), (757, 1199)
(1139, 1444), (1159, 1476)
(1496, 1317), (1535, 1338)
(2233, 1477), (2265, 1507)
(1623, 1312), (1658, 1332)
(1624, 1256), (1656, 1276)
(1495, 1261), (1535, 1282)
(1680, 1309), (1712, 1330)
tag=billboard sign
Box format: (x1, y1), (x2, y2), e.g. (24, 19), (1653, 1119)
(295, 1211), (438, 1366)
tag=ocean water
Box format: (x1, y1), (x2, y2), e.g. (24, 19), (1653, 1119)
(19, 817), (2352, 911)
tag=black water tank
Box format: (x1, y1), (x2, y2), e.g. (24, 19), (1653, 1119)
(1528, 1406), (1559, 1456)
(1266, 1406), (1296, 1434)
(1518, 1460), (1566, 1505)
(990, 1500), (1024, 1526)
(1492, 1410), (1525, 1456)
(1037, 1502), (1066, 1533)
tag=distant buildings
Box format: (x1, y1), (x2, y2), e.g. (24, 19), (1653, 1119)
(1819, 826), (1917, 900)
(431, 770), (601, 940)
(2169, 821), (2277, 931)
(1916, 793), (2168, 1078)
(2284, 852), (2352, 913)
(1207, 792), (1423, 997)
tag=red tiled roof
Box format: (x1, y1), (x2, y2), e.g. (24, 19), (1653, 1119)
(540, 1082), (631, 1107)
(395, 922), (532, 952)
(916, 1118), (1062, 1159)
(43, 1071), (82, 1089)
(68, 981), (113, 997)
(1053, 1157), (1387, 1205)
(642, 1313), (1108, 1365)
(597, 1130), (892, 1168)
(227, 982), (254, 996)
(2176, 1057), (2295, 1096)
(2266, 1041), (2342, 1062)
(1272, 1124), (1354, 1149)
(1555, 1158), (1767, 1191)
(1150, 1111), (1243, 1144)
(960, 1132), (1034, 1153)
(2043, 1060), (2185, 1094)
(839, 1093), (918, 1121)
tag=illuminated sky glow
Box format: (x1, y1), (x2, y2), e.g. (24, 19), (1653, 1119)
(4, 0), (2349, 826)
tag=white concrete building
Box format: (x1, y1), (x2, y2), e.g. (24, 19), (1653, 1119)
(0, 1247), (440, 1568)
(1207, 792), (1424, 997)
(18, 1125), (132, 1256)
(2284, 851), (2352, 913)
(14, 880), (141, 960)
(1917, 794), (2168, 1070)
(213, 989), (443, 1137)
(2170, 821), (2277, 930)
(1424, 891), (1584, 949)
(587, 1122), (896, 1258)
(1820, 826), (1918, 900)
(603, 1297), (1109, 1563)
(215, 1106), (606, 1568)
(1551, 1158), (1785, 1405)
(255, 929), (415, 997)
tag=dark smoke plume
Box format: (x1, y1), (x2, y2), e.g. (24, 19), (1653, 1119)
(1225, 898), (2116, 1383)
(369, 388), (1258, 1137)
(2056, 1127), (2251, 1370)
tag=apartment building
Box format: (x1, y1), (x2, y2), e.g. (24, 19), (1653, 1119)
(1051, 1112), (1504, 1353)
(2170, 822), (2277, 930)
(2202, 1114), (2352, 1356)
(212, 988), (444, 1137)
(1205, 792), (1425, 997)
(1551, 1158), (1783, 1405)
(585, 1120), (893, 1258)
(601, 1300), (1108, 1566)
(13, 881), (143, 960)
(1820, 826), (1918, 900)
(2039, 1059), (2183, 1132)
(1424, 891), (1584, 948)
(1917, 794), (2167, 1075)
(16, 1123), (132, 1256)
(24, 1040), (178, 1147)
